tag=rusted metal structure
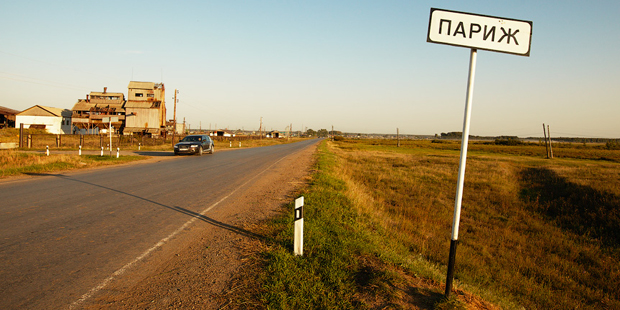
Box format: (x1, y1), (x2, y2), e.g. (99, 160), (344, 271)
(71, 87), (126, 134)
(209, 129), (235, 137)
(124, 81), (166, 136)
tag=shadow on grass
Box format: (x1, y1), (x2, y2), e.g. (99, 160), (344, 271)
(353, 255), (449, 309)
(519, 167), (620, 247)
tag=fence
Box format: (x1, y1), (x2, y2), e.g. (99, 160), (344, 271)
(19, 133), (269, 149)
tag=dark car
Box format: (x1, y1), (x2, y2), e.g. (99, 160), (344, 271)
(173, 134), (214, 155)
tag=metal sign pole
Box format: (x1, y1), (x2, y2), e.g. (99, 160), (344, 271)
(109, 119), (112, 157)
(445, 48), (477, 297)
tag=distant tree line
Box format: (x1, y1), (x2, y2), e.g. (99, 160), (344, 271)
(437, 132), (619, 145)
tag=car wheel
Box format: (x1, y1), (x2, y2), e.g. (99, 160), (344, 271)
(174, 151), (179, 156)
(198, 146), (203, 156)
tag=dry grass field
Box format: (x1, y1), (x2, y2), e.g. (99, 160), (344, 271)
(328, 139), (619, 308)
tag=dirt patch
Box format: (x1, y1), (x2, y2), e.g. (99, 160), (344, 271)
(80, 144), (316, 309)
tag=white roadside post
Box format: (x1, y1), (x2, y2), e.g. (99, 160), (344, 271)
(100, 146), (104, 156)
(229, 141), (232, 148)
(116, 147), (120, 158)
(294, 196), (304, 256)
(46, 145), (49, 156)
(138, 143), (141, 151)
(427, 8), (532, 298)
(239, 141), (241, 148)
(79, 145), (82, 156)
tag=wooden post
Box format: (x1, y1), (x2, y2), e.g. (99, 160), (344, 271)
(547, 125), (554, 159)
(542, 123), (549, 159)
(19, 124), (24, 148)
(397, 128), (401, 147)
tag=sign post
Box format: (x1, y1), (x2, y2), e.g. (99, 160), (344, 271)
(294, 196), (304, 256)
(427, 8), (532, 297)
(102, 116), (119, 157)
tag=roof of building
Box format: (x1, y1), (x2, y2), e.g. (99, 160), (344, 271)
(72, 99), (125, 112)
(128, 81), (165, 91)
(18, 105), (72, 117)
(72, 100), (94, 111)
(0, 106), (20, 115)
(90, 91), (124, 97)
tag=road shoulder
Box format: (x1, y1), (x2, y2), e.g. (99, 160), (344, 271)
(81, 142), (317, 309)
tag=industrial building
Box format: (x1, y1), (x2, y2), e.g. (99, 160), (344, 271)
(123, 81), (166, 136)
(71, 87), (126, 134)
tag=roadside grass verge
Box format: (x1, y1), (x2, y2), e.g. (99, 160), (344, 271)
(251, 139), (619, 309)
(0, 150), (145, 178)
(251, 141), (492, 309)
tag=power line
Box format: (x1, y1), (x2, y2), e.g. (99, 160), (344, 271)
(0, 72), (89, 91)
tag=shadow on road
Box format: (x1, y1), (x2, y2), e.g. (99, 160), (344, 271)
(27, 173), (267, 241)
(133, 151), (174, 157)
(172, 206), (266, 241)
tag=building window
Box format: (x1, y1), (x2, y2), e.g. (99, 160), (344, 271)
(135, 93), (144, 97)
(147, 94), (154, 98)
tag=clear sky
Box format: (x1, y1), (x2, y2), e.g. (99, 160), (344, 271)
(1, 1), (619, 138)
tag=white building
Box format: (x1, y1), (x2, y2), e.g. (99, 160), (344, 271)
(16, 105), (72, 134)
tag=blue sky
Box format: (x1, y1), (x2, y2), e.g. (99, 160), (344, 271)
(1, 1), (618, 138)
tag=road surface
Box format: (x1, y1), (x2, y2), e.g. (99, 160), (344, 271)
(0, 139), (320, 309)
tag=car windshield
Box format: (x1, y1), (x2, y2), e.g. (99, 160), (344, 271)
(181, 136), (202, 142)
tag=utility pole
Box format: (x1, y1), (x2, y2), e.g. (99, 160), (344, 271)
(542, 123), (549, 159)
(397, 128), (401, 147)
(171, 89), (178, 147)
(547, 124), (554, 159)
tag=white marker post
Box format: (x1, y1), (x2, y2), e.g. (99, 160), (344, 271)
(116, 147), (120, 158)
(79, 145), (82, 156)
(294, 196), (304, 256)
(427, 8), (532, 297)
(46, 145), (49, 156)
(101, 146), (104, 156)
(138, 143), (141, 151)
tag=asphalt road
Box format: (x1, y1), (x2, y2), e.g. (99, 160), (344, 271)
(0, 139), (320, 310)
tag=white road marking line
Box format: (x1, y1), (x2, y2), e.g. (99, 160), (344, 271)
(69, 148), (303, 309)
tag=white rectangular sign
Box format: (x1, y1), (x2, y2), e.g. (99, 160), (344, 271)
(427, 8), (532, 56)
(102, 116), (119, 123)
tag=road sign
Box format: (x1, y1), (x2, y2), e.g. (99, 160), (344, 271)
(427, 8), (532, 56)
(426, 7), (532, 298)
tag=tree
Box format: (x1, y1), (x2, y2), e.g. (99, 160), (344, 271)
(317, 129), (329, 137)
(306, 129), (316, 137)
